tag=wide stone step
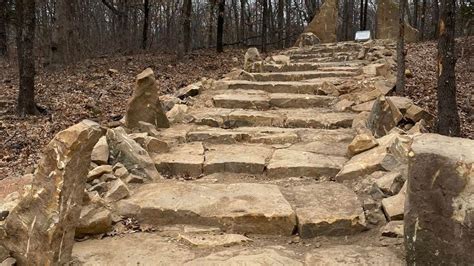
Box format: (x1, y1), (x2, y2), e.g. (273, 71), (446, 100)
(153, 142), (348, 178)
(291, 56), (357, 63)
(213, 90), (336, 110)
(117, 182), (297, 235)
(283, 43), (364, 55)
(246, 70), (357, 82)
(289, 52), (360, 61)
(186, 126), (354, 149)
(189, 108), (356, 129)
(215, 79), (345, 94)
(262, 63), (363, 73)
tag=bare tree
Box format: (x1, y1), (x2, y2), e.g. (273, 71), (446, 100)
(183, 0), (192, 53)
(16, 0), (38, 115)
(142, 0), (150, 50)
(0, 0), (7, 56)
(432, 0), (439, 38)
(277, 0), (284, 48)
(261, 0), (268, 52)
(420, 0), (427, 40)
(396, 0), (406, 94)
(216, 0), (225, 52)
(240, 0), (246, 46)
(436, 0), (460, 136)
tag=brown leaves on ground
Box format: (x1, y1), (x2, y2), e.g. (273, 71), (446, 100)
(0, 49), (244, 180)
(401, 37), (473, 139)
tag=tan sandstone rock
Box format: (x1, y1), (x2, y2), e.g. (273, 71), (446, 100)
(367, 96), (403, 138)
(298, 0), (337, 43)
(91, 136), (109, 165)
(376, 0), (419, 42)
(1, 120), (103, 265)
(295, 32), (321, 47)
(107, 127), (161, 180)
(76, 205), (113, 237)
(125, 68), (169, 129)
(347, 132), (378, 156)
(244, 47), (263, 73)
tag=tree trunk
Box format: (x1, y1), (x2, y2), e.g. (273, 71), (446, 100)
(396, 0), (406, 94)
(413, 0), (419, 28)
(0, 0), (7, 56)
(216, 0), (225, 52)
(261, 0), (268, 52)
(285, 0), (291, 47)
(360, 0), (364, 30)
(183, 0), (192, 53)
(277, 0), (284, 48)
(436, 0), (460, 136)
(363, 0), (368, 30)
(420, 0), (426, 40)
(240, 0), (246, 47)
(432, 0), (439, 38)
(16, 0), (38, 116)
(208, 1), (215, 48)
(142, 0), (149, 49)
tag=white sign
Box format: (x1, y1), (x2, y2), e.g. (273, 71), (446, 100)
(355, 31), (371, 42)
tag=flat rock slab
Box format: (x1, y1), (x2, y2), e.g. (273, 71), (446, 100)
(213, 91), (335, 109)
(284, 183), (365, 238)
(267, 149), (347, 178)
(118, 182), (296, 235)
(185, 248), (302, 266)
(285, 110), (356, 129)
(204, 144), (274, 175)
(153, 142), (204, 177)
(215, 79), (345, 94)
(263, 63), (362, 72)
(248, 71), (357, 82)
(179, 233), (251, 247)
(72, 233), (195, 265)
(305, 245), (403, 265)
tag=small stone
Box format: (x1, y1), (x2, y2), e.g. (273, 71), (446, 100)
(175, 82), (201, 100)
(1, 257), (16, 266)
(407, 119), (428, 134)
(91, 136), (109, 165)
(381, 182), (407, 221)
(0, 245), (9, 262)
(167, 104), (189, 123)
(334, 99), (354, 111)
(405, 104), (434, 123)
(124, 174), (145, 184)
(367, 96), (403, 138)
(104, 179), (130, 202)
(179, 233), (251, 247)
(244, 47), (262, 73)
(76, 205), (113, 236)
(374, 171), (404, 196)
(101, 173), (117, 182)
(87, 165), (113, 182)
(347, 132), (378, 156)
(107, 69), (118, 75)
(320, 81), (339, 96)
(404, 69), (413, 78)
(381, 221), (404, 238)
(88, 182), (108, 194)
(114, 166), (129, 179)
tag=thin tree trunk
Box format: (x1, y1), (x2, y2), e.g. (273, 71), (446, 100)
(261, 0), (268, 52)
(360, 0), (364, 30)
(421, 0), (426, 40)
(16, 0), (38, 115)
(240, 0), (246, 47)
(216, 0), (225, 52)
(436, 0), (460, 136)
(0, 0), (7, 56)
(396, 0), (406, 94)
(208, 1), (215, 48)
(343, 0), (350, 40)
(277, 0), (284, 48)
(363, 0), (368, 30)
(142, 0), (149, 49)
(285, 0), (291, 47)
(432, 0), (439, 38)
(183, 0), (192, 53)
(414, 0), (419, 28)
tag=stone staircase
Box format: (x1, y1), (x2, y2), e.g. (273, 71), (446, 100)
(71, 40), (406, 265)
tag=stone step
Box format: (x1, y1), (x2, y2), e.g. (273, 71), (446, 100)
(212, 90), (336, 110)
(246, 70), (357, 82)
(188, 108), (356, 129)
(185, 126), (354, 149)
(282, 183), (366, 238)
(262, 63), (364, 73)
(283, 42), (364, 55)
(215, 79), (346, 94)
(117, 182), (297, 235)
(153, 142), (348, 178)
(290, 52), (359, 60)
(291, 56), (357, 63)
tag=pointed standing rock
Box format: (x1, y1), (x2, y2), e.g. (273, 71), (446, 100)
(244, 48), (263, 73)
(367, 96), (403, 138)
(297, 0), (337, 43)
(0, 120), (103, 265)
(125, 68), (169, 129)
(91, 136), (109, 165)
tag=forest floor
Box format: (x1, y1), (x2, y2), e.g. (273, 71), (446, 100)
(1, 38), (473, 182)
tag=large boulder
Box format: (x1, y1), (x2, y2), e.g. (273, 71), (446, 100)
(367, 96), (403, 138)
(297, 0), (337, 43)
(376, 0), (419, 42)
(107, 127), (161, 180)
(243, 48), (263, 73)
(125, 68), (169, 129)
(405, 134), (474, 265)
(0, 120), (103, 265)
